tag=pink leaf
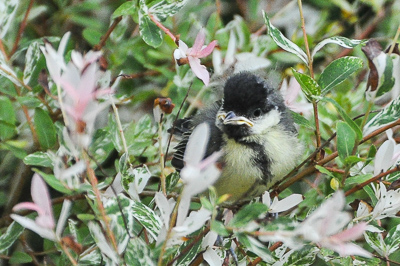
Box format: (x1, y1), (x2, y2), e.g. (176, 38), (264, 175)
(188, 56), (209, 85)
(198, 40), (218, 58)
(191, 29), (206, 55)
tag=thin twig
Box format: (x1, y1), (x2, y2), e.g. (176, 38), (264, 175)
(85, 160), (119, 253)
(276, 118), (400, 194)
(345, 165), (400, 196)
(148, 13), (177, 44)
(387, 24), (400, 55)
(10, 0), (34, 56)
(94, 16), (123, 51)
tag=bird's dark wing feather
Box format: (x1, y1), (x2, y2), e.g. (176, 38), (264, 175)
(171, 101), (223, 171)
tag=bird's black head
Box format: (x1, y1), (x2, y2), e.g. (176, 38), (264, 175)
(216, 72), (286, 140)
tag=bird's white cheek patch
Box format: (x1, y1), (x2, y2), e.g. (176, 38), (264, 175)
(251, 109), (281, 134)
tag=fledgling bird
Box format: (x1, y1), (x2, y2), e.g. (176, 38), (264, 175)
(172, 72), (303, 205)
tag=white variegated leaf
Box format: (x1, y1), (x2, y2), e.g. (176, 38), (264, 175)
(364, 96), (400, 135)
(312, 36), (364, 58)
(23, 42), (41, 84)
(263, 11), (308, 65)
(88, 221), (120, 264)
(0, 0), (19, 39)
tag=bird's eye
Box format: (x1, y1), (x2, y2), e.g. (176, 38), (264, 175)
(252, 108), (263, 117)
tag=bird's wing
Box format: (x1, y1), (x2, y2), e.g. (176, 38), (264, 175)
(171, 101), (223, 171)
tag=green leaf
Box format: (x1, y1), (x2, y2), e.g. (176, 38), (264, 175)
(364, 95), (400, 135)
(139, 13), (163, 48)
(315, 165), (336, 178)
(0, 222), (24, 253)
(263, 11), (308, 64)
(345, 174), (373, 186)
(228, 203), (268, 228)
(24, 152), (53, 167)
(312, 36), (364, 58)
(336, 121), (356, 162)
(9, 251), (32, 264)
(319, 56), (363, 95)
(236, 233), (274, 263)
(23, 42), (41, 85)
(290, 111), (314, 129)
(112, 1), (138, 19)
(131, 201), (162, 240)
(211, 220), (230, 237)
(33, 168), (72, 194)
(292, 69), (321, 101)
(323, 98), (363, 140)
(34, 108), (57, 150)
(82, 28), (103, 46)
(77, 214), (96, 221)
(0, 96), (16, 140)
(16, 96), (42, 108)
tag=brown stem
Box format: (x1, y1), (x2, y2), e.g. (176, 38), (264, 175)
(10, 0), (34, 56)
(148, 13), (177, 44)
(86, 162), (119, 253)
(276, 118), (400, 194)
(167, 227), (210, 266)
(345, 165), (400, 196)
(93, 16), (122, 51)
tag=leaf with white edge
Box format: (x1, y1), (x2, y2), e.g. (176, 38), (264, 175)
(123, 166), (152, 201)
(139, 12), (163, 48)
(263, 11), (308, 64)
(103, 195), (135, 253)
(112, 1), (137, 19)
(364, 96), (400, 135)
(176, 232), (203, 266)
(322, 97), (363, 140)
(149, 0), (189, 21)
(292, 69), (321, 101)
(0, 0), (19, 39)
(319, 56), (363, 95)
(124, 237), (156, 266)
(236, 233), (275, 263)
(312, 36), (364, 58)
(336, 121), (356, 163)
(0, 52), (20, 87)
(131, 201), (162, 240)
(79, 244), (102, 265)
(23, 42), (41, 85)
(364, 231), (386, 257)
(0, 222), (24, 253)
(24, 152), (53, 167)
(278, 246), (318, 266)
(362, 40), (399, 102)
(88, 221), (120, 264)
(384, 224), (400, 256)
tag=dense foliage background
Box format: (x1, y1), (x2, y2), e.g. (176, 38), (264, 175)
(0, 0), (399, 265)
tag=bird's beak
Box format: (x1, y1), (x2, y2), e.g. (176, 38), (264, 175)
(218, 111), (254, 127)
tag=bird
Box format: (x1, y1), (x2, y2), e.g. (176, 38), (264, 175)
(171, 72), (303, 206)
